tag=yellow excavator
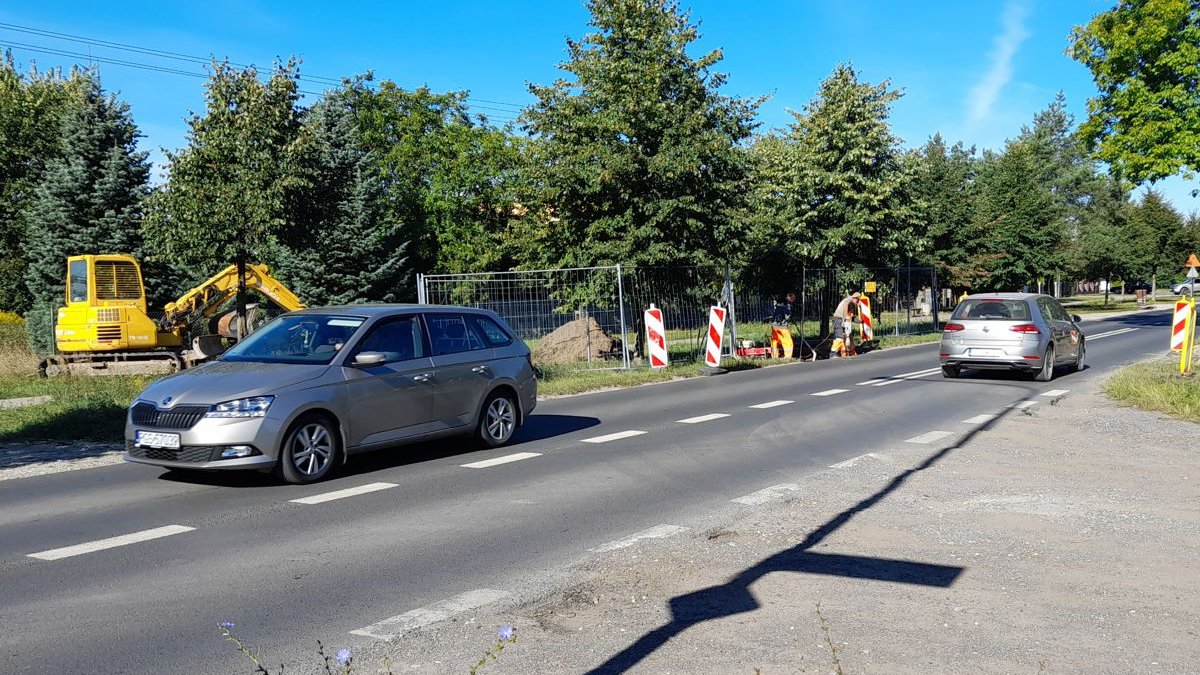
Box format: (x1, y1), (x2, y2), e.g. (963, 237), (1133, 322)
(44, 253), (305, 376)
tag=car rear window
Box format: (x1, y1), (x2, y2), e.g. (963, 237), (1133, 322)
(951, 299), (1031, 321)
(470, 315), (514, 347)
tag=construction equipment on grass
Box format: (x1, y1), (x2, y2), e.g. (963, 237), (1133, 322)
(44, 254), (305, 376)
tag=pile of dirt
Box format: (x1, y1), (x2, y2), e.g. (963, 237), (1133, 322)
(531, 317), (618, 365)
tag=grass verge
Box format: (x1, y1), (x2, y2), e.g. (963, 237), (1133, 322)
(1104, 359), (1200, 424)
(0, 374), (154, 443)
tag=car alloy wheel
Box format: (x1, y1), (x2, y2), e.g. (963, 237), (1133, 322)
(279, 416), (339, 484)
(485, 395), (516, 444)
(477, 391), (518, 448)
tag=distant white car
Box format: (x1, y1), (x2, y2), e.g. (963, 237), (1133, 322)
(1171, 280), (1197, 295)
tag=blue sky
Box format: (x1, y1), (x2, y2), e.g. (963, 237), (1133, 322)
(2, 0), (1195, 214)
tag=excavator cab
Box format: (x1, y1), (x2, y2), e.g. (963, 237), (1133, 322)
(54, 254), (182, 354)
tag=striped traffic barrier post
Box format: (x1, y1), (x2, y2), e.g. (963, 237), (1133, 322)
(704, 306), (727, 369)
(1171, 300), (1190, 352)
(644, 305), (668, 369)
(859, 296), (874, 341)
(1181, 298), (1196, 375)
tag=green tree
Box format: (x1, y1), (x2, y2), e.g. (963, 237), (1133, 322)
(761, 63), (922, 270)
(972, 143), (1060, 291)
(1072, 175), (1148, 304)
(912, 134), (980, 290)
(21, 75), (150, 352)
(277, 88), (414, 304)
(1133, 189), (1185, 293)
(0, 54), (90, 313)
(518, 0), (760, 269)
(1069, 0), (1200, 186)
(340, 78), (524, 275)
(145, 59), (310, 335)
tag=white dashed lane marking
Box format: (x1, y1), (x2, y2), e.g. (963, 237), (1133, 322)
(581, 430), (647, 444)
(811, 389), (849, 397)
(588, 524), (689, 553)
(858, 367), (942, 386)
(904, 431), (954, 445)
(459, 453), (542, 469)
(28, 525), (195, 561)
(1040, 389), (1070, 397)
(748, 400), (794, 409)
(350, 589), (510, 640)
(732, 483), (800, 505)
(1008, 401), (1037, 410)
(676, 413), (730, 424)
(961, 414), (998, 425)
(290, 482), (398, 504)
(1088, 327), (1138, 340)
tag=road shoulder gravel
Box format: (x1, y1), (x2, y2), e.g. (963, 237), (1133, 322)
(352, 371), (1199, 674)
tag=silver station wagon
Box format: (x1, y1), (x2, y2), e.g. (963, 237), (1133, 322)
(125, 306), (537, 484)
(940, 293), (1085, 381)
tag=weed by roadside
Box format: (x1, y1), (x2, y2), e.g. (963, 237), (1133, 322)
(1104, 358), (1200, 424)
(218, 622), (516, 675)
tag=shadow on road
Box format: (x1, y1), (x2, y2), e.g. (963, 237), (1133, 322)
(582, 407), (1021, 674)
(156, 413), (601, 487)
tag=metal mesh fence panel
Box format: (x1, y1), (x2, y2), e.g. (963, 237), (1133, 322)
(419, 267), (629, 372)
(620, 265), (733, 367)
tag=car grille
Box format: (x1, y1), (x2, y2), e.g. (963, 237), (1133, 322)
(127, 442), (216, 463)
(130, 402), (209, 430)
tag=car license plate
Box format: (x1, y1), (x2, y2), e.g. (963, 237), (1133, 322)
(135, 430), (180, 449)
(970, 348), (1003, 357)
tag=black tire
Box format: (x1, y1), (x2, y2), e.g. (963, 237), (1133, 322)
(1068, 341), (1085, 373)
(941, 365), (960, 379)
(277, 414), (340, 485)
(477, 390), (519, 449)
(1034, 346), (1055, 382)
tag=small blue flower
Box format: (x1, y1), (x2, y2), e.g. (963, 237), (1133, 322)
(335, 648), (352, 666)
(219, 621), (236, 629)
(498, 625), (514, 640)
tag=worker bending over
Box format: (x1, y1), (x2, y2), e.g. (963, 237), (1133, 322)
(832, 291), (861, 357)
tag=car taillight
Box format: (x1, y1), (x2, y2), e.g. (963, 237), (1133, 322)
(943, 323), (965, 333)
(1009, 324), (1040, 334)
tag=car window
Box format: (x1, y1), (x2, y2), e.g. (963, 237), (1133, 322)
(427, 314), (488, 355)
(353, 317), (425, 363)
(952, 299), (1029, 320)
(222, 315), (366, 365)
(1047, 299), (1072, 322)
(470, 315), (514, 347)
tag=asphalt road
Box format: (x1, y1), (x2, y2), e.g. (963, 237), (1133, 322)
(0, 310), (1171, 674)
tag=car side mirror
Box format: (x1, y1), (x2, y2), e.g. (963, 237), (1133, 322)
(351, 351), (387, 367)
(1071, 315), (1082, 323)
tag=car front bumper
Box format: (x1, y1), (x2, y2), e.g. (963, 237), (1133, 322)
(124, 414), (286, 471)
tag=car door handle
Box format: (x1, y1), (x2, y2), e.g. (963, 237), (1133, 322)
(471, 365), (491, 374)
(413, 373), (433, 383)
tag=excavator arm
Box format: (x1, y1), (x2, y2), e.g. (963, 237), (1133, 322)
(159, 263), (306, 332)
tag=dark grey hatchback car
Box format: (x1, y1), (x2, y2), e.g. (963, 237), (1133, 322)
(125, 305), (537, 484)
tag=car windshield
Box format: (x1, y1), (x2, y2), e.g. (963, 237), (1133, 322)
(951, 299), (1031, 321)
(221, 314), (366, 365)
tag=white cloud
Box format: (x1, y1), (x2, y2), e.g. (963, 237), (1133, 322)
(966, 2), (1030, 126)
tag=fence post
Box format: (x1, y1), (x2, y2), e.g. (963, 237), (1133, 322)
(616, 264), (630, 370)
(894, 267), (901, 337)
(416, 273), (426, 305)
(931, 267), (940, 331)
(723, 264), (737, 356)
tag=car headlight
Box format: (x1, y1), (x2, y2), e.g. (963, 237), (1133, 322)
(205, 396), (274, 418)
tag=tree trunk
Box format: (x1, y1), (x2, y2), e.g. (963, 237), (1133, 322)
(1104, 277), (1110, 306)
